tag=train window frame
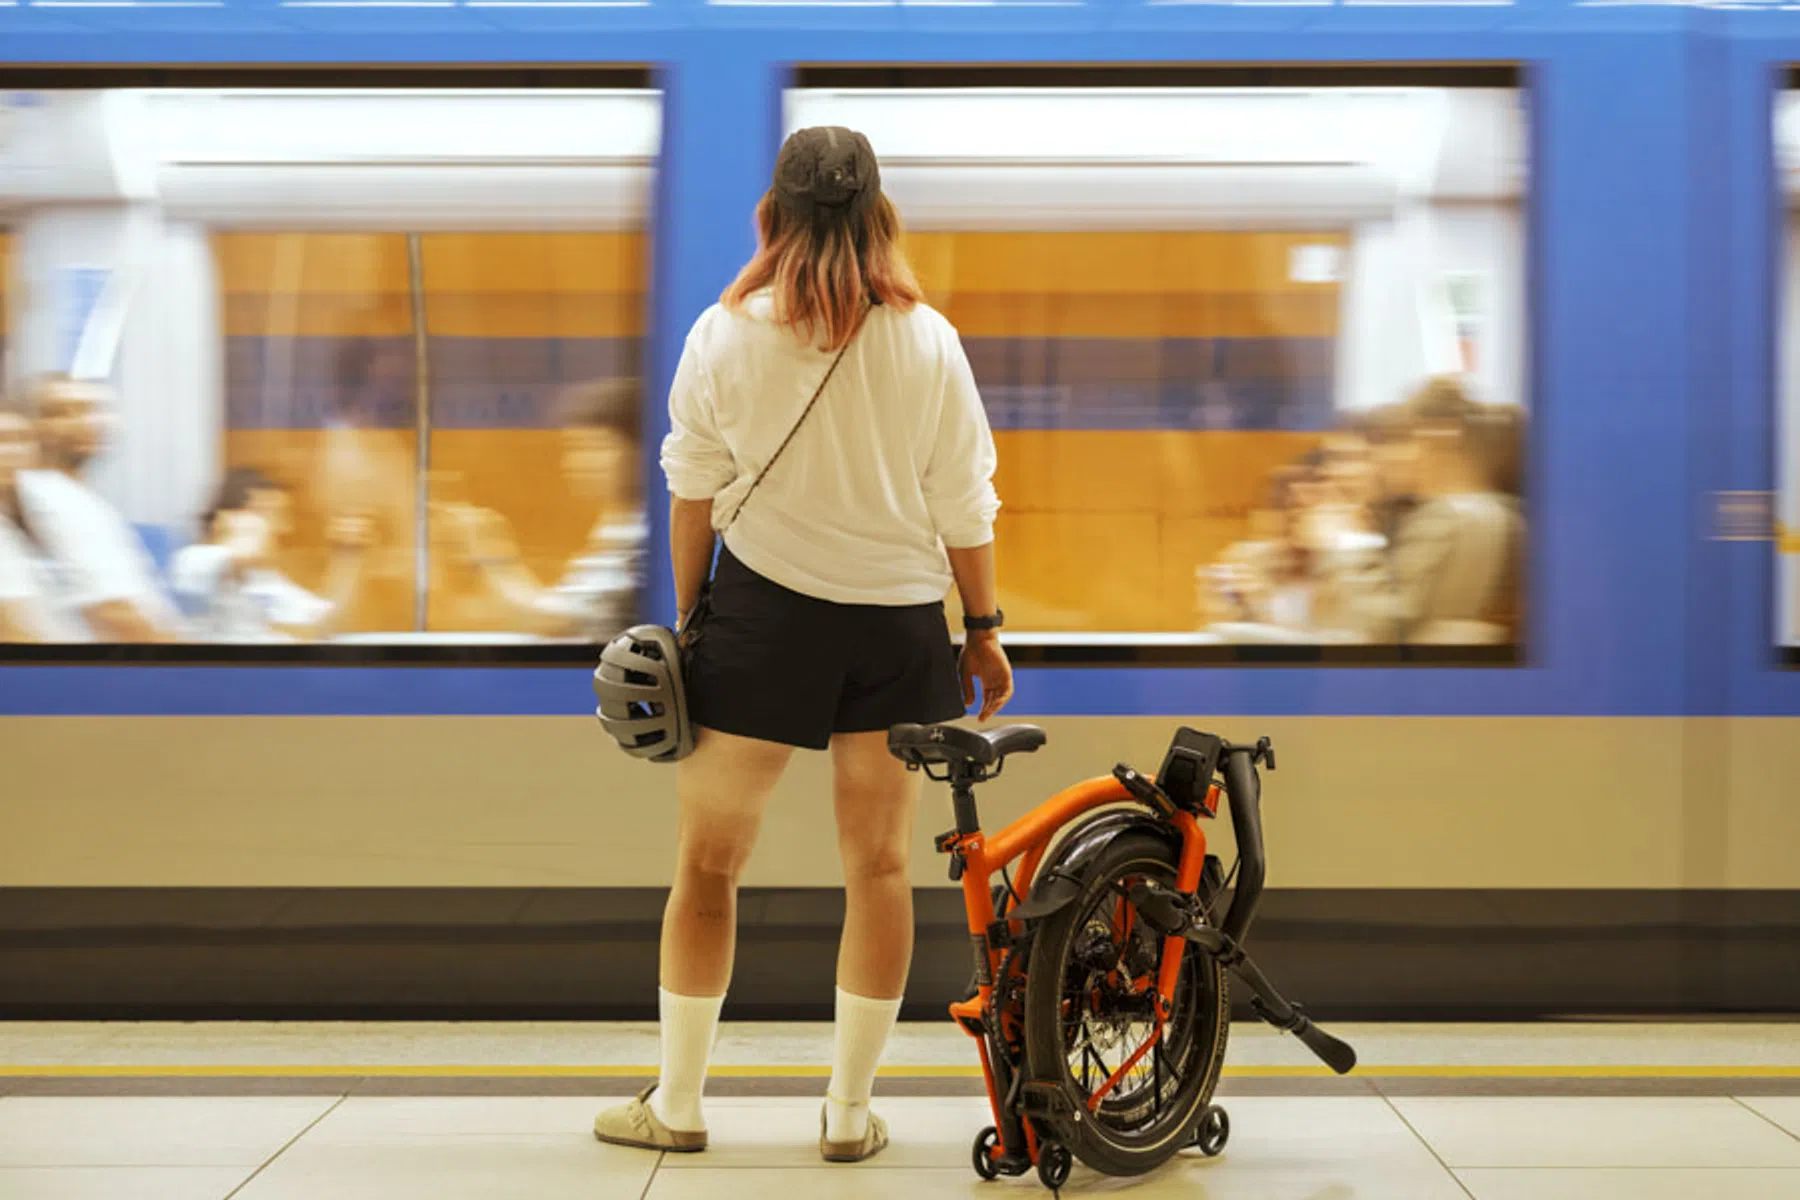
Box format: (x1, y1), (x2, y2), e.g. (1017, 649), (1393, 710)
(0, 68), (659, 666)
(782, 63), (1536, 669)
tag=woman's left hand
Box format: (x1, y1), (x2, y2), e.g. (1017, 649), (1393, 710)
(959, 631), (1014, 722)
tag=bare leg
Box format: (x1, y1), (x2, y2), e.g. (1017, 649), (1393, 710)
(625, 726), (790, 1137)
(831, 730), (920, 998)
(661, 726), (793, 995)
(823, 730), (919, 1148)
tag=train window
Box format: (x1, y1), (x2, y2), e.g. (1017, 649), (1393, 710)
(787, 81), (1530, 660)
(0, 86), (656, 655)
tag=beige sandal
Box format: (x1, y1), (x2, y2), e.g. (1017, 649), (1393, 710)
(820, 1103), (889, 1164)
(594, 1084), (708, 1153)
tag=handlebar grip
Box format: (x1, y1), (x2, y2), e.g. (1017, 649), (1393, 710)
(1295, 1021), (1357, 1076)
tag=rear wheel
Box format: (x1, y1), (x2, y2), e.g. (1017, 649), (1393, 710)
(1022, 832), (1230, 1177)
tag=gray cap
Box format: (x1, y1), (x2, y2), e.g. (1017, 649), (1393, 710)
(773, 126), (881, 222)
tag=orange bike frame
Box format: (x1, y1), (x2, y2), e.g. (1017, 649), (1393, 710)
(942, 775), (1217, 1143)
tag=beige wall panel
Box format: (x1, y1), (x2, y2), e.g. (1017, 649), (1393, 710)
(1, 714), (1767, 890)
(1721, 717), (1800, 888)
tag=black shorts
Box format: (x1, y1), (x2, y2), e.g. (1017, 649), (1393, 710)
(685, 547), (965, 751)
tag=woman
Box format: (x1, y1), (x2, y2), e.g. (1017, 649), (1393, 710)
(593, 126), (1012, 1162)
(1318, 376), (1524, 645)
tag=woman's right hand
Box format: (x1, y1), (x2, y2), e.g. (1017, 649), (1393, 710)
(959, 631), (1014, 722)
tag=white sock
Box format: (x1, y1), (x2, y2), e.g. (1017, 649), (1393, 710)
(824, 986), (903, 1143)
(648, 987), (724, 1133)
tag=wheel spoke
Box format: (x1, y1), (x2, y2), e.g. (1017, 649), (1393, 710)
(1082, 1042), (1107, 1093)
(1039, 853), (1227, 1157)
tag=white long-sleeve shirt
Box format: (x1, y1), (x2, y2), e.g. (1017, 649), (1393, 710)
(660, 292), (1000, 606)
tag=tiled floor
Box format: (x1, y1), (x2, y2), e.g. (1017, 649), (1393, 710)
(0, 1023), (1796, 1198)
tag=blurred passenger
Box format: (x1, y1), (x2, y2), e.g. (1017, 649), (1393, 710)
(440, 378), (646, 639)
(1317, 430), (1379, 512)
(311, 340), (418, 621)
(170, 468), (370, 642)
(1201, 468), (1318, 632)
(1356, 402), (1423, 544)
(1318, 376), (1524, 645)
(16, 374), (179, 642)
(592, 125), (1008, 1163)
(1298, 431), (1388, 583)
(0, 410), (84, 642)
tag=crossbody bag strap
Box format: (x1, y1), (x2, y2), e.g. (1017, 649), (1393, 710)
(719, 307), (867, 534)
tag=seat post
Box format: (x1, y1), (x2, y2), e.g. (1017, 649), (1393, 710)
(950, 766), (982, 836)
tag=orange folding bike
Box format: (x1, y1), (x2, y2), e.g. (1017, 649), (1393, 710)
(888, 721), (1357, 1189)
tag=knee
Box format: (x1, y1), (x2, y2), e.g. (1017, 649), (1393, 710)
(677, 824), (755, 884)
(842, 841), (911, 889)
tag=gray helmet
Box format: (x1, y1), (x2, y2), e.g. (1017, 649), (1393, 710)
(593, 625), (693, 763)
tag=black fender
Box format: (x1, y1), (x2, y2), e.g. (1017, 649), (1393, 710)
(1007, 810), (1199, 926)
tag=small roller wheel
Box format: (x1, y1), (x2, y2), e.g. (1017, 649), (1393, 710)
(972, 1126), (1001, 1181)
(1194, 1105), (1230, 1157)
(1036, 1140), (1073, 1190)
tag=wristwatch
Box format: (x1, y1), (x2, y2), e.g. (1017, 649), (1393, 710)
(962, 610), (1005, 632)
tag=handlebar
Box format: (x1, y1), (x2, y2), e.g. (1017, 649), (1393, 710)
(1201, 735), (1357, 1074)
(1217, 744), (1268, 947)
(1222, 736), (1276, 772)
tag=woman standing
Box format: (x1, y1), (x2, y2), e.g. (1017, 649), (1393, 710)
(593, 127), (1013, 1161)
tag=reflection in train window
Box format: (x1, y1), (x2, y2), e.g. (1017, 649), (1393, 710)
(792, 86), (1530, 649)
(215, 231), (647, 642)
(419, 233), (646, 640)
(0, 87), (657, 650)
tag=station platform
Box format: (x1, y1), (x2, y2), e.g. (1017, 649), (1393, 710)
(2, 1021), (1798, 1198)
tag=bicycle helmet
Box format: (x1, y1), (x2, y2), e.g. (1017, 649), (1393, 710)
(593, 625), (694, 763)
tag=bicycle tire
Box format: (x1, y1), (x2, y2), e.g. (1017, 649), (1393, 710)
(1022, 832), (1229, 1177)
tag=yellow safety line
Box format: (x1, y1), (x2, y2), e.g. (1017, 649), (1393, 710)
(2, 1063), (1798, 1079)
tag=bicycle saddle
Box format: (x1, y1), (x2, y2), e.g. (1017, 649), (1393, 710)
(887, 722), (1047, 769)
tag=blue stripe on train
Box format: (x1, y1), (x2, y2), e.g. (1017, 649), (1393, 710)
(224, 335), (1336, 432)
(223, 336), (644, 431)
(223, 336), (646, 431)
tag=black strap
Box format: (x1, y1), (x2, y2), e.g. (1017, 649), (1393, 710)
(719, 309), (866, 533)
